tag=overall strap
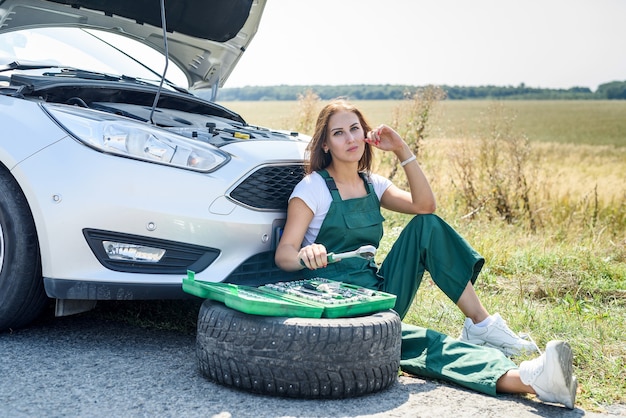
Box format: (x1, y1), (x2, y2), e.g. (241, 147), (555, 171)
(319, 170), (376, 200)
(318, 170), (342, 201)
(359, 172), (377, 196)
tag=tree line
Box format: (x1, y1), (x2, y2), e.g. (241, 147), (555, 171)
(211, 81), (626, 101)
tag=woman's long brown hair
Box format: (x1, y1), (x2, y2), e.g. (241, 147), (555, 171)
(305, 99), (374, 174)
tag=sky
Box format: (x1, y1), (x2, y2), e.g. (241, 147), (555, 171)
(224, 0), (626, 92)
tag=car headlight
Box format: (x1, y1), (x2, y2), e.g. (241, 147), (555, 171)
(43, 104), (229, 172)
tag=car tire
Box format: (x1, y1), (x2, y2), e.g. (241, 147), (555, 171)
(196, 300), (402, 399)
(0, 168), (48, 332)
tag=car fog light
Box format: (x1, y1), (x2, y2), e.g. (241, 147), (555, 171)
(103, 241), (166, 263)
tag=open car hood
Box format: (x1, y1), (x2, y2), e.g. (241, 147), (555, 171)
(0, 0), (265, 91)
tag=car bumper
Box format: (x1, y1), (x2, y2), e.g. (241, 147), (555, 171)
(11, 125), (305, 299)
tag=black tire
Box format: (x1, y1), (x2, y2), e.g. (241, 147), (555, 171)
(0, 168), (48, 332)
(196, 300), (402, 399)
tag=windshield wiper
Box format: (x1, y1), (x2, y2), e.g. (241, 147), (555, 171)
(42, 68), (123, 81)
(41, 68), (165, 88)
(41, 67), (188, 92)
(1, 59), (189, 93)
(0, 61), (61, 73)
(0, 63), (123, 83)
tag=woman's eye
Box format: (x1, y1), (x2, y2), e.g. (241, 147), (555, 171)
(333, 130), (343, 136)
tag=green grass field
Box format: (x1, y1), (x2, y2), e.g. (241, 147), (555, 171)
(222, 100), (626, 147)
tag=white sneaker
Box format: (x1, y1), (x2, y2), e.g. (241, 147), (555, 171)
(458, 313), (540, 356)
(519, 340), (578, 409)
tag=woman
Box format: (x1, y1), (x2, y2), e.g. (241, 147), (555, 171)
(275, 99), (577, 408)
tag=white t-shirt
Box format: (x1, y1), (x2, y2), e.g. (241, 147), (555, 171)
(289, 171), (393, 246)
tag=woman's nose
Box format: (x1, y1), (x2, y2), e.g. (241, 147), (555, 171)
(346, 132), (358, 142)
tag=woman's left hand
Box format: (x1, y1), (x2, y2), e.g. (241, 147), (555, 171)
(365, 125), (406, 153)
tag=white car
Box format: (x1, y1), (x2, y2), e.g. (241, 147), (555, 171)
(0, 0), (307, 331)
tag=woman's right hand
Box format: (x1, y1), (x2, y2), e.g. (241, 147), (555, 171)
(298, 243), (329, 270)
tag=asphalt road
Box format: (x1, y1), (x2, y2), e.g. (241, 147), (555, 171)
(1, 306), (621, 418)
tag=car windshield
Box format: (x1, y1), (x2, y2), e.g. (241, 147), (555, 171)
(0, 27), (188, 88)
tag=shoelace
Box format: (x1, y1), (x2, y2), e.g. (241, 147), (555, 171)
(519, 332), (542, 354)
(494, 320), (527, 340)
(494, 320), (540, 351)
(498, 322), (520, 336)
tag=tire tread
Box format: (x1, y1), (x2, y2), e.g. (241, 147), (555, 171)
(0, 168), (47, 331)
(196, 300), (401, 398)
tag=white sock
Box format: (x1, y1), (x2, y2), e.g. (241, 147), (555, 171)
(474, 315), (495, 328)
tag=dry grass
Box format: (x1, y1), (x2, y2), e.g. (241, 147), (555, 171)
(219, 98), (626, 411)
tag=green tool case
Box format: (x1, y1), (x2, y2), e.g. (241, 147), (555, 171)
(182, 271), (396, 318)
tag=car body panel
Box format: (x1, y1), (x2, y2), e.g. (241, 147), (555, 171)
(9, 107), (306, 284)
(0, 96), (67, 169)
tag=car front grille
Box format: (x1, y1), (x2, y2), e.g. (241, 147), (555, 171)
(229, 164), (305, 211)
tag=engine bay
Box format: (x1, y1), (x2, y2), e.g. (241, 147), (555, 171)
(1, 71), (300, 147)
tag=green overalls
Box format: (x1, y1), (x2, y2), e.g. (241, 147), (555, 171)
(302, 170), (517, 395)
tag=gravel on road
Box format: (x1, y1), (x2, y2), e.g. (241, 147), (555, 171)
(1, 311), (621, 418)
